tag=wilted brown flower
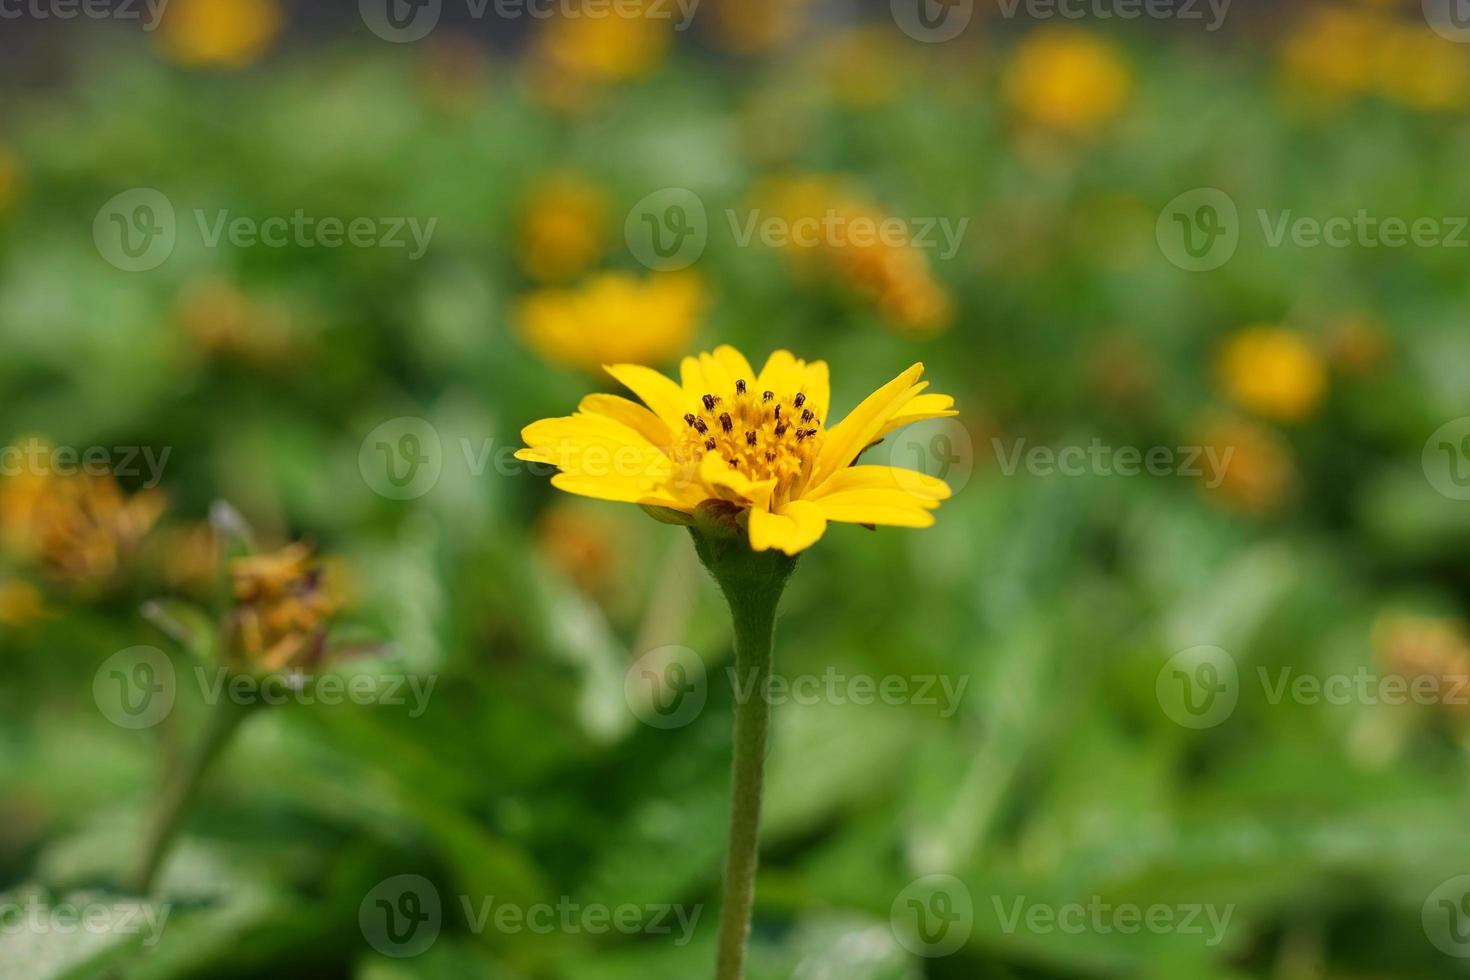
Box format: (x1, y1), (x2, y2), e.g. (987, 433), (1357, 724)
(227, 543), (340, 672)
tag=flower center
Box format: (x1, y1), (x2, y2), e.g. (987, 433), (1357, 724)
(677, 378), (823, 497)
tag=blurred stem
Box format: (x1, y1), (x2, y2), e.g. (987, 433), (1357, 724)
(130, 695), (253, 895)
(690, 517), (797, 980)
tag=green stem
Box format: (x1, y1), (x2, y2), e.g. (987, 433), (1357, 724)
(690, 516), (797, 980)
(130, 695), (253, 895)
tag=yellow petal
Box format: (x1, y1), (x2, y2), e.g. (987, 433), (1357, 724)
(551, 473), (664, 504)
(604, 363), (689, 429)
(801, 359), (831, 420)
(806, 465), (950, 503)
(876, 393), (958, 439)
(748, 500), (828, 555)
(757, 349), (800, 394)
(711, 345), (756, 386)
(519, 414), (671, 483)
(578, 393), (672, 450)
(698, 452), (775, 510)
(814, 490), (938, 528)
(812, 363), (926, 487)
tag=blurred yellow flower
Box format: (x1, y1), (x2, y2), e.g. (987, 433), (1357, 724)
(517, 271), (703, 372)
(1374, 613), (1470, 714)
(757, 176), (953, 336)
(156, 521), (222, 597)
(517, 346), (957, 554)
(176, 278), (304, 367)
(517, 175), (609, 283)
(535, 500), (626, 596)
(1194, 416), (1295, 516)
(1280, 5), (1470, 111)
(1326, 315), (1390, 376)
(229, 542), (340, 672)
(0, 580), (45, 628)
(1217, 326), (1327, 423)
(157, 0), (283, 69)
(706, 0), (810, 54)
(531, 0), (670, 84)
(0, 148), (20, 221)
(1005, 29), (1131, 134)
(0, 444), (166, 591)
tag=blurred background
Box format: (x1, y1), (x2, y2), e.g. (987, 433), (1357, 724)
(4, 0), (1470, 976)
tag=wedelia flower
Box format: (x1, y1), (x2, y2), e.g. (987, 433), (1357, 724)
(516, 346), (957, 554)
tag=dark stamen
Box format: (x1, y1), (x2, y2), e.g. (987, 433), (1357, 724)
(793, 393), (806, 408)
(720, 413), (733, 433)
(762, 390), (774, 402)
(745, 431), (757, 446)
(728, 458), (739, 469)
(796, 429), (808, 441)
(683, 413), (697, 428)
(702, 394), (716, 412)
(735, 379), (746, 395)
(801, 409), (814, 423)
(774, 405), (781, 420)
(774, 422), (788, 437)
(765, 451), (777, 462)
(694, 418), (708, 434)
(705, 438), (716, 451)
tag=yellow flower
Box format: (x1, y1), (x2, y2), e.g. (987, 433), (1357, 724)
(755, 175), (953, 336)
(1005, 29), (1131, 134)
(706, 0), (810, 54)
(517, 175), (609, 283)
(0, 443), (166, 590)
(531, 0), (670, 84)
(176, 278), (304, 367)
(1374, 613), (1470, 714)
(517, 271), (703, 373)
(1216, 325), (1327, 423)
(157, 0), (283, 69)
(516, 346), (957, 555)
(228, 542), (340, 672)
(0, 147), (21, 221)
(1193, 416), (1294, 516)
(0, 579), (45, 628)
